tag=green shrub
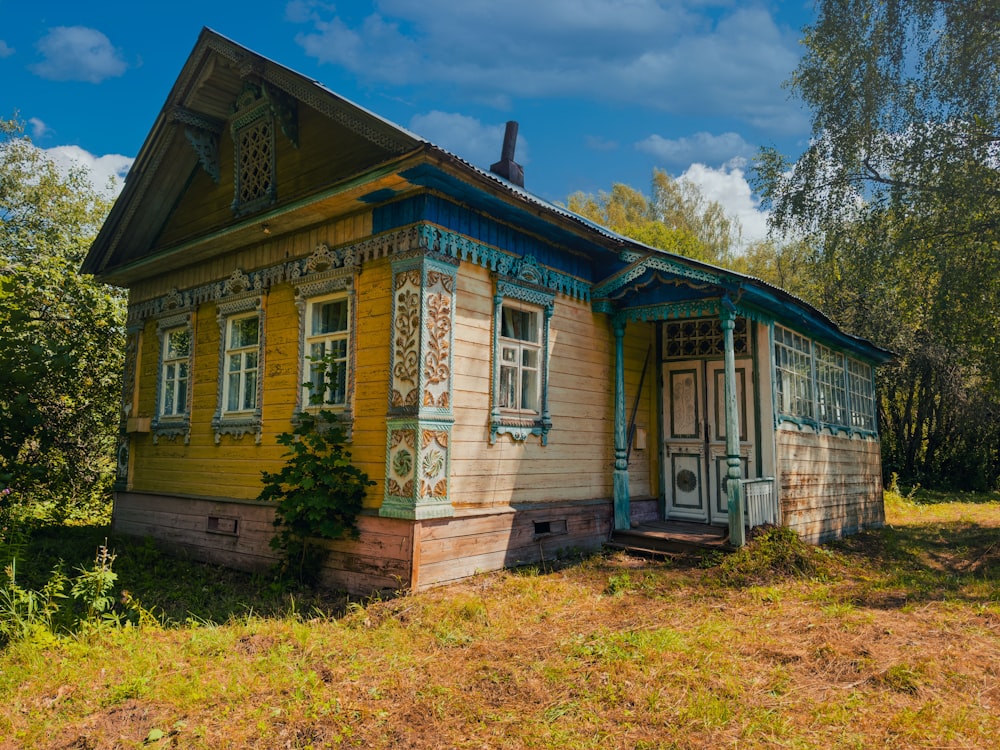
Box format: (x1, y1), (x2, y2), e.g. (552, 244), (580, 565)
(259, 410), (374, 584)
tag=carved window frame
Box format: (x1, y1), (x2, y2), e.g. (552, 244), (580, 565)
(490, 278), (554, 445)
(294, 269), (357, 433)
(212, 291), (265, 444)
(151, 311), (194, 444)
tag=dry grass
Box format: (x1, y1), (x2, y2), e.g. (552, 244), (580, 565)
(1, 491), (998, 749)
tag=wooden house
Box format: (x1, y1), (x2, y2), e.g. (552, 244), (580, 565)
(83, 30), (892, 593)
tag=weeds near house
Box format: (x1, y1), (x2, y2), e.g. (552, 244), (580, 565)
(715, 524), (829, 586)
(0, 492), (998, 748)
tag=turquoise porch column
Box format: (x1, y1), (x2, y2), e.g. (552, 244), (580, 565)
(613, 317), (630, 530)
(721, 300), (746, 546)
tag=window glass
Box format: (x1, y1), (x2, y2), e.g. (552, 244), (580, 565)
(224, 315), (260, 413)
(498, 303), (541, 414)
(159, 327), (190, 417)
(304, 295), (350, 408)
(774, 326), (814, 421)
(848, 358), (876, 431)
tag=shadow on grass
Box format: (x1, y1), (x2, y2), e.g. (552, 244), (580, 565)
(829, 518), (1000, 608)
(14, 524), (356, 626)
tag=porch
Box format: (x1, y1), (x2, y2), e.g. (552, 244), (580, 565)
(607, 477), (780, 556)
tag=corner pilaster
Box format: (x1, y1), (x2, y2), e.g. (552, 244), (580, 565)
(381, 252), (459, 520)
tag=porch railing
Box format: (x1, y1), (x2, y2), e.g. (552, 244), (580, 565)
(742, 477), (779, 528)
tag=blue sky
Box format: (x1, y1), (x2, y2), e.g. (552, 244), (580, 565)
(2, 1), (816, 245)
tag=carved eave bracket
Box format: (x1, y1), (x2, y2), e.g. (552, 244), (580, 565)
(172, 106), (224, 183)
(263, 83), (299, 149)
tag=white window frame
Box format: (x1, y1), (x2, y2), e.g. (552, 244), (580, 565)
(490, 279), (554, 445)
(151, 311), (194, 444)
(774, 325), (814, 423)
(223, 313), (261, 414)
(815, 343), (848, 428)
(498, 300), (542, 416)
(212, 292), (265, 444)
(774, 324), (879, 436)
(159, 327), (191, 417)
(847, 357), (876, 432)
(302, 293), (351, 410)
(293, 269), (357, 432)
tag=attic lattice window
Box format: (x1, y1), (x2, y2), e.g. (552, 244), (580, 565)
(231, 83), (277, 216)
(236, 119), (273, 207)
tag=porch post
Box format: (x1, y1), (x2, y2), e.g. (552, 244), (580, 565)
(613, 316), (631, 530)
(720, 300), (746, 547)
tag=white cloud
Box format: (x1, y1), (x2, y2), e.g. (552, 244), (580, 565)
(28, 118), (51, 139)
(44, 145), (132, 197)
(30, 27), (127, 83)
(679, 161), (769, 247)
(585, 135), (619, 152)
(638, 132), (755, 167)
(408, 111), (529, 169)
(0, 40), (14, 58)
(290, 2), (803, 132)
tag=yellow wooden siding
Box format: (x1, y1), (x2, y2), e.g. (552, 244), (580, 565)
(130, 213), (371, 304)
(128, 246), (392, 507)
(450, 263), (656, 508)
(351, 257), (393, 507)
(776, 426), (884, 542)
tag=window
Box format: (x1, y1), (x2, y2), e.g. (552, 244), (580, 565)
(774, 325), (878, 435)
(223, 314), (260, 413)
(848, 358), (876, 431)
(815, 344), (847, 426)
(152, 311), (193, 444)
(303, 295), (350, 408)
(490, 279), (553, 444)
(498, 303), (541, 414)
(230, 83), (278, 216)
(159, 327), (191, 417)
(774, 326), (814, 421)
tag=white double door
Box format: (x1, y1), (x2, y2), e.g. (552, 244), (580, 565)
(663, 359), (754, 524)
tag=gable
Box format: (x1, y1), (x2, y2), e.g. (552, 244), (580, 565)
(84, 28), (422, 285)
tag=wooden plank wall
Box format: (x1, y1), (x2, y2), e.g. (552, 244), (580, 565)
(449, 263), (658, 509)
(154, 106), (388, 251)
(775, 427), (884, 543)
(412, 500), (613, 589)
(127, 232), (390, 507)
(113, 492), (412, 595)
(130, 213), (371, 304)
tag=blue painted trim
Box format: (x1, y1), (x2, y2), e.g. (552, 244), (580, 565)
(612, 316), (630, 529)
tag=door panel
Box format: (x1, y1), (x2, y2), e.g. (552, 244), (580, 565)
(707, 361), (755, 525)
(663, 362), (708, 521)
(663, 358), (755, 525)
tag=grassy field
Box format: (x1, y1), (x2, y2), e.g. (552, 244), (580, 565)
(1, 489), (998, 749)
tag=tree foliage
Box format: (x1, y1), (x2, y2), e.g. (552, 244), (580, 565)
(0, 119), (125, 520)
(754, 1), (1000, 489)
(566, 169), (741, 264)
